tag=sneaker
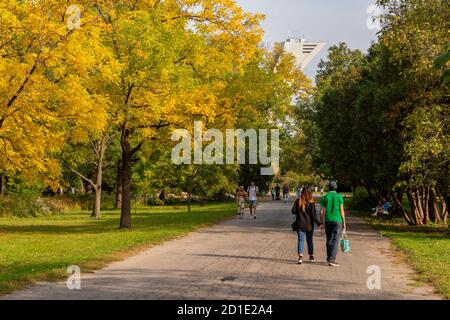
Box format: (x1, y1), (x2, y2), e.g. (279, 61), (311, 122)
(309, 256), (316, 263)
(298, 258), (303, 265)
(328, 262), (340, 267)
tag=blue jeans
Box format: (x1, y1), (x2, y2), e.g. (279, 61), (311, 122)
(297, 227), (314, 256)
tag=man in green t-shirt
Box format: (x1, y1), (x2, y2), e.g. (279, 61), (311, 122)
(319, 181), (347, 267)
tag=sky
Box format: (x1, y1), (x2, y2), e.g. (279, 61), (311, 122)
(236, 0), (380, 79)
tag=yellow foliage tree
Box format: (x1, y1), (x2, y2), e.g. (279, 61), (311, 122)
(87, 0), (263, 228)
(0, 0), (116, 186)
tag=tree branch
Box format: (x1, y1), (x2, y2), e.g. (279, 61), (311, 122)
(70, 167), (96, 188)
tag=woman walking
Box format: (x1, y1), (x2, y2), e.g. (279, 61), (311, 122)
(283, 184), (290, 204)
(236, 186), (247, 219)
(291, 188), (322, 264)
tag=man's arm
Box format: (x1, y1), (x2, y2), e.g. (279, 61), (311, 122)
(320, 207), (326, 229)
(311, 204), (321, 225)
(340, 205), (346, 230)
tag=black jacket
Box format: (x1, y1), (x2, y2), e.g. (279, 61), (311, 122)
(291, 200), (321, 232)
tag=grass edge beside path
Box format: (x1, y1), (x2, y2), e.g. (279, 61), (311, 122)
(350, 210), (449, 300)
(0, 202), (236, 296)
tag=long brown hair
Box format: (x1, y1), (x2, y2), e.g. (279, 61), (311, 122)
(299, 188), (313, 211)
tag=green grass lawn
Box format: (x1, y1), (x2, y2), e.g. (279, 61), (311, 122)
(353, 211), (450, 299)
(0, 202), (235, 295)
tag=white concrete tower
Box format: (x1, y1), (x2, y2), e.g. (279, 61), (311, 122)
(282, 38), (326, 70)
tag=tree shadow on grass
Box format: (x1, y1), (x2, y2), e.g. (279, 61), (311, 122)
(0, 223), (113, 234)
(374, 224), (449, 239)
(0, 213), (232, 235)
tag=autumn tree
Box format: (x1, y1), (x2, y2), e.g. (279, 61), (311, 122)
(87, 0), (263, 228)
(0, 0), (116, 188)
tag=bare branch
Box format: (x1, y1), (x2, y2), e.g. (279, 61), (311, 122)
(70, 167), (96, 188)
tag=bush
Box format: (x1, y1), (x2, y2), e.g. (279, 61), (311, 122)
(0, 193), (116, 217)
(0, 193), (50, 217)
(41, 197), (81, 213)
(147, 198), (165, 206)
(57, 194), (115, 211)
(348, 187), (374, 210)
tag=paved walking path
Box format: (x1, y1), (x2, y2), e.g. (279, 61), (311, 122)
(2, 201), (440, 300)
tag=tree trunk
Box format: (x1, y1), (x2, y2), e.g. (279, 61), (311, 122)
(391, 189), (403, 217)
(394, 193), (414, 225)
(422, 187), (430, 225)
(406, 190), (416, 224)
(71, 138), (107, 219)
(429, 188), (442, 223)
(0, 174), (4, 196)
(442, 206), (448, 224)
(415, 188), (425, 225)
(407, 189), (422, 226)
(90, 140), (106, 219)
(93, 147), (104, 219)
(187, 195), (192, 214)
(93, 187), (101, 219)
(186, 182), (194, 214)
(442, 196), (449, 224)
(115, 160), (122, 209)
(115, 160), (123, 209)
(119, 129), (133, 229)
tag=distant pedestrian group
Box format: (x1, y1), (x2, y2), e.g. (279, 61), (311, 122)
(235, 182), (259, 219)
(270, 184), (289, 202)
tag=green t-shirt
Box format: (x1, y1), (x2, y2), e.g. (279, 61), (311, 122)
(320, 191), (344, 223)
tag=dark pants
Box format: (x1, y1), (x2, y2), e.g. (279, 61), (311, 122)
(325, 222), (342, 263)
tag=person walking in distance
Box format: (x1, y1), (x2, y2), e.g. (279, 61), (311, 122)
(247, 182), (259, 219)
(320, 181), (347, 267)
(236, 186), (247, 219)
(235, 188), (240, 215)
(275, 184), (281, 200)
(283, 184), (290, 204)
